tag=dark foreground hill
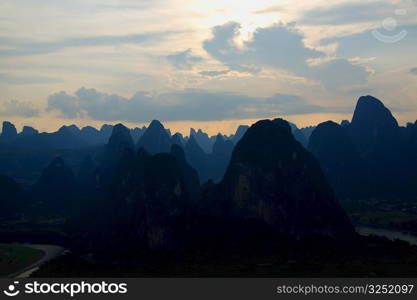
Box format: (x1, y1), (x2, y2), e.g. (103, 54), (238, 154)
(62, 118), (354, 257)
(208, 119), (354, 238)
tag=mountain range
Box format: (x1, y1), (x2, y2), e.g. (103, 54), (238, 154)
(1, 94), (416, 257)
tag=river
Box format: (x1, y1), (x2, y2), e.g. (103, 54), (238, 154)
(7, 244), (66, 278)
(356, 226), (417, 246)
(7, 228), (417, 278)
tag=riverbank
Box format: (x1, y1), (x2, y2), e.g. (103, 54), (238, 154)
(1, 244), (66, 278)
(356, 226), (417, 246)
(0, 244), (44, 277)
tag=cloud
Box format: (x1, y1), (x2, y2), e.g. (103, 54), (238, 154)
(203, 22), (260, 73)
(310, 58), (370, 90)
(47, 91), (82, 118)
(263, 94), (334, 115)
(0, 31), (176, 57)
(0, 99), (39, 117)
(253, 5), (286, 14)
(199, 70), (230, 77)
(410, 67), (417, 75)
(166, 48), (203, 70)
(301, 2), (395, 25)
(321, 24), (417, 59)
(0, 73), (62, 85)
(203, 22), (325, 74)
(203, 22), (370, 89)
(46, 87), (344, 122)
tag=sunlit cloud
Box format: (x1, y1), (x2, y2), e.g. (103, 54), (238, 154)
(0, 0), (416, 131)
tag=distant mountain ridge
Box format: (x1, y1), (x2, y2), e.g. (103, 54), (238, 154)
(1, 94), (416, 203)
(309, 95), (417, 201)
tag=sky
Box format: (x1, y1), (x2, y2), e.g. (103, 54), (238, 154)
(0, 0), (416, 135)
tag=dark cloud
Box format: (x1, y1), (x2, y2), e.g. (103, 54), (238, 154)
(0, 31), (176, 57)
(203, 22), (370, 89)
(46, 87), (343, 122)
(301, 2), (394, 25)
(0, 99), (39, 117)
(410, 67), (417, 74)
(166, 49), (203, 70)
(199, 70), (230, 77)
(310, 59), (370, 90)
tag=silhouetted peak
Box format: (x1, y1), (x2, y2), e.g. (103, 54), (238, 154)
(57, 125), (80, 136)
(100, 124), (113, 132)
(309, 121), (348, 145)
(186, 135), (200, 148)
(341, 120), (350, 127)
(197, 129), (209, 138)
(57, 125), (72, 134)
(107, 123), (134, 151)
(212, 134), (233, 153)
(184, 135), (208, 179)
(137, 120), (171, 154)
(357, 95), (385, 108)
(308, 120), (366, 198)
(67, 124), (81, 134)
(350, 95), (400, 154)
(215, 133), (224, 143)
(317, 120), (339, 130)
(113, 123), (129, 133)
(236, 125), (249, 132)
(272, 118), (292, 134)
(218, 118), (354, 237)
(21, 125), (38, 136)
(1, 121), (17, 138)
(351, 95), (398, 127)
(188, 128), (212, 153)
(81, 126), (99, 133)
(232, 125), (249, 144)
(171, 133), (184, 146)
(148, 119), (165, 131)
(288, 122), (308, 147)
(234, 119), (294, 154)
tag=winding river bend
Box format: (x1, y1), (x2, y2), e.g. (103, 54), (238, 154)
(6, 227), (417, 278)
(7, 244), (66, 278)
(356, 226), (417, 246)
